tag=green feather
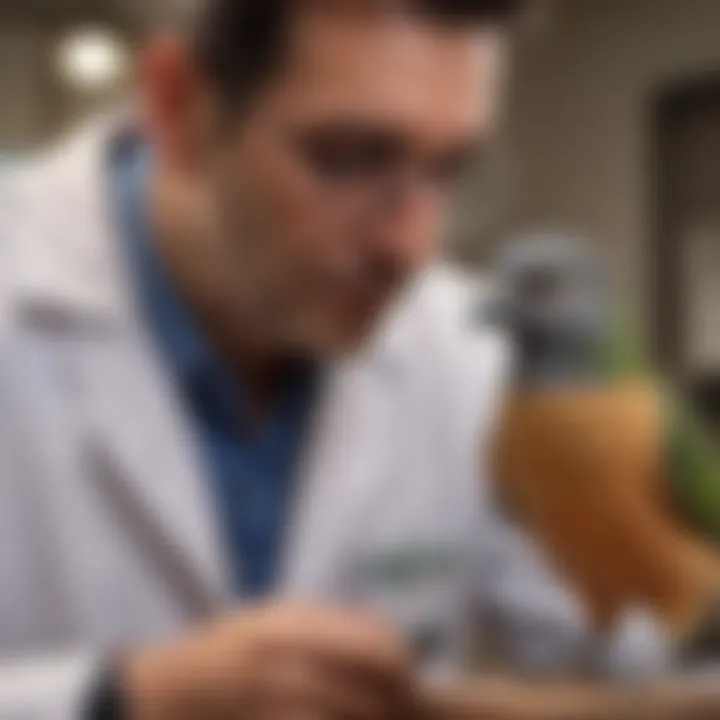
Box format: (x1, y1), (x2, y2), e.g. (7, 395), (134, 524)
(597, 309), (720, 540)
(667, 395), (720, 541)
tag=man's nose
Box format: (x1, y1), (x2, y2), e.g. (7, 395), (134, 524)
(368, 185), (442, 272)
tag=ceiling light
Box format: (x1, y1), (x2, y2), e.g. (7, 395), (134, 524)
(56, 26), (131, 93)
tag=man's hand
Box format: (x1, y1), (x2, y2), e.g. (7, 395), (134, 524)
(122, 603), (416, 720)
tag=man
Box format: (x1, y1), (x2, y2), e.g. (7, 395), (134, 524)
(1, 1), (720, 718)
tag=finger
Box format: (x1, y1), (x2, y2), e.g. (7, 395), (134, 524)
(255, 606), (412, 684)
(257, 655), (402, 720)
(315, 649), (418, 715)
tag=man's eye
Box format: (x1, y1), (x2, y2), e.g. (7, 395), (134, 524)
(298, 134), (403, 182)
(304, 143), (372, 180)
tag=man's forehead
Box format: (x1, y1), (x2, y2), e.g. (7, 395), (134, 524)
(272, 7), (507, 138)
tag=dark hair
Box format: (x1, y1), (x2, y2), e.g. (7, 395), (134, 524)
(191, 0), (525, 110)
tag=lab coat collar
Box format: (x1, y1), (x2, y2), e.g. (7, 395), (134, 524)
(10, 110), (137, 325)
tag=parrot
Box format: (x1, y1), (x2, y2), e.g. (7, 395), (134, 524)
(488, 233), (720, 660)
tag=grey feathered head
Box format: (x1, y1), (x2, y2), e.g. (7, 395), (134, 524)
(489, 233), (612, 386)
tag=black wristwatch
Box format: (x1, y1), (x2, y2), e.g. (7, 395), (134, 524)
(85, 667), (127, 720)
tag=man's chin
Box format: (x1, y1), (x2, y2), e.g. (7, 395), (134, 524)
(301, 284), (410, 360)
(314, 326), (374, 360)
(313, 306), (388, 360)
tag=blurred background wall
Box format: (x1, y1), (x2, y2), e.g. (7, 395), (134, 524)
(504, 0), (720, 356)
(3, 0), (720, 404)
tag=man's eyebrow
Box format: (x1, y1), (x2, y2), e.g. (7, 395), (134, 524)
(294, 119), (487, 154)
(289, 118), (493, 178)
(292, 117), (413, 142)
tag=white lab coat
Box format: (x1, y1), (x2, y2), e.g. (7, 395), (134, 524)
(0, 116), (671, 719)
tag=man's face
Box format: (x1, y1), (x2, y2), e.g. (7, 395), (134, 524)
(153, 8), (508, 357)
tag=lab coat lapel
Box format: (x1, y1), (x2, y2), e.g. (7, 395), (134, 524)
(282, 364), (400, 598)
(74, 327), (232, 616)
(78, 325), (407, 609)
(81, 329), (407, 609)
(11, 114), (232, 614)
(283, 294), (417, 599)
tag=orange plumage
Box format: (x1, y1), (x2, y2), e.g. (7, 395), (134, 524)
(494, 381), (720, 640)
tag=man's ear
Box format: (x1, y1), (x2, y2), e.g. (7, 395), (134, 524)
(139, 35), (214, 172)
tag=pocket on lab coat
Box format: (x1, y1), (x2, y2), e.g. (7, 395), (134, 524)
(347, 538), (475, 675)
